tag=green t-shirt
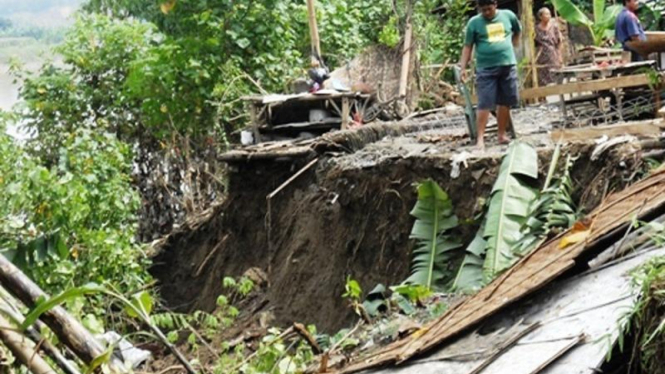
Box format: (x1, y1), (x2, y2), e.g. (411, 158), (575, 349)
(464, 9), (522, 69)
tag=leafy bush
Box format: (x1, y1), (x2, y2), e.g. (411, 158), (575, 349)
(0, 125), (149, 299)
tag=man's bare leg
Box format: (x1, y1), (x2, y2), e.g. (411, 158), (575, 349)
(496, 105), (510, 144)
(476, 109), (490, 150)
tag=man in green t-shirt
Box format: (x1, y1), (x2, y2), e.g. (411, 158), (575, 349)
(459, 0), (522, 149)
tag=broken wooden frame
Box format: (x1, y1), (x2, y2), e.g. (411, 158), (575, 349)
(243, 92), (374, 143)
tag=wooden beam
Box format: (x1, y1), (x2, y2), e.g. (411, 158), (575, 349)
(550, 119), (665, 142)
(520, 74), (653, 100)
(306, 0), (321, 57)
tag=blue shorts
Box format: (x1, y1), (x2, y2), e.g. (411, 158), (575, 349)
(476, 65), (519, 111)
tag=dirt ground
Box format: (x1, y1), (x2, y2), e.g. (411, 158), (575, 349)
(149, 105), (651, 334)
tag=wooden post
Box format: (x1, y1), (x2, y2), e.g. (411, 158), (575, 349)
(341, 97), (350, 130)
(0, 255), (106, 366)
(306, 0), (321, 57)
(399, 1), (414, 99)
(520, 0), (538, 89)
(249, 104), (261, 144)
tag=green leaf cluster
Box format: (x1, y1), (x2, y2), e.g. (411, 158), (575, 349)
(405, 180), (462, 291)
(0, 126), (149, 313)
(512, 148), (578, 255)
(551, 0), (622, 46)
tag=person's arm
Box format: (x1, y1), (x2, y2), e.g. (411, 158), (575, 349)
(554, 23), (564, 64)
(459, 21), (475, 81)
(459, 45), (473, 81)
(512, 31), (521, 48)
(510, 11), (522, 49)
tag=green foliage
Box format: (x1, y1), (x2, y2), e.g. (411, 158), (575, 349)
(124, 291), (154, 318)
(482, 142), (539, 282)
(343, 276), (362, 302)
(512, 149), (578, 255)
(406, 180), (462, 290)
(379, 16), (400, 48)
(0, 127), (149, 298)
(75, 0), (396, 136)
(621, 255), (665, 373)
(551, 0), (622, 46)
(451, 225), (486, 293)
(20, 283), (105, 330)
(418, 0), (473, 66)
(15, 14), (159, 157)
(213, 326), (317, 374)
(390, 284), (432, 304)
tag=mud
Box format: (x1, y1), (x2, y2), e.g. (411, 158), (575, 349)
(149, 116), (647, 332)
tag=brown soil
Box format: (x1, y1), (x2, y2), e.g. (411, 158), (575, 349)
(149, 136), (646, 333)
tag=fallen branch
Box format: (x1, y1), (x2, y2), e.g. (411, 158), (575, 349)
(293, 323), (322, 354)
(194, 234), (229, 277)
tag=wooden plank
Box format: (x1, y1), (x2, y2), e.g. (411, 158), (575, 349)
(521, 74), (654, 100)
(550, 119), (665, 142)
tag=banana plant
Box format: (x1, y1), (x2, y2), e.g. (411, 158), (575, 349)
(512, 147), (578, 256)
(482, 142), (539, 283)
(552, 0), (623, 46)
(451, 223), (486, 293)
(406, 180), (462, 291)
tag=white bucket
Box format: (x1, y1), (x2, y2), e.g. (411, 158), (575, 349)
(241, 130), (254, 145)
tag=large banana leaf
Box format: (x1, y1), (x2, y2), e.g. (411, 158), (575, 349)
(552, 0), (592, 27)
(482, 142), (538, 282)
(406, 180), (462, 290)
(451, 223), (486, 293)
(593, 0), (605, 25)
(598, 5), (623, 29)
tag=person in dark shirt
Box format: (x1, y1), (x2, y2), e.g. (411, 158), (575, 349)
(615, 0), (647, 61)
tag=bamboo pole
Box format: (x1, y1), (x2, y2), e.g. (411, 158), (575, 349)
(306, 0), (321, 57)
(520, 0), (538, 89)
(0, 312), (56, 374)
(398, 1), (414, 99)
(0, 294), (81, 374)
(0, 255), (106, 366)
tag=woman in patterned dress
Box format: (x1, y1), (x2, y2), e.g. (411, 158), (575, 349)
(535, 7), (563, 87)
